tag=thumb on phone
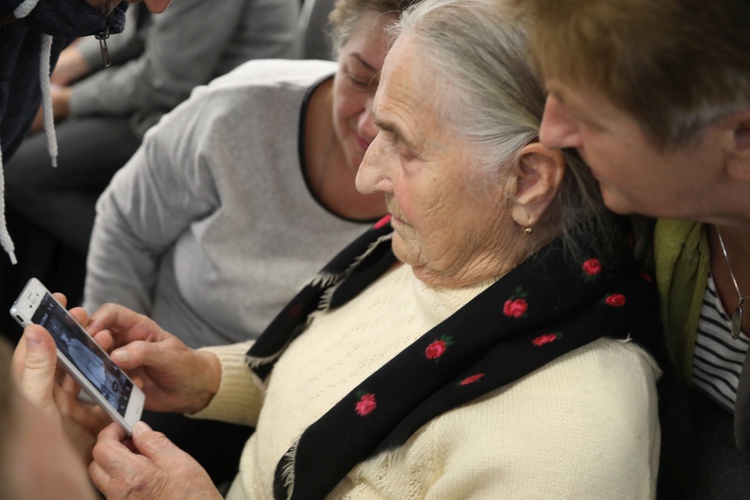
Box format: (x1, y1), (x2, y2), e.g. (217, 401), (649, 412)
(12, 326), (59, 419)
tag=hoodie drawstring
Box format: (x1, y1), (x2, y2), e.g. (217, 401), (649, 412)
(13, 0), (40, 18)
(0, 147), (16, 264)
(39, 34), (58, 167)
(0, 0), (56, 264)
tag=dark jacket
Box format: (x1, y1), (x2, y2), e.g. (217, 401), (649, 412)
(0, 0), (126, 160)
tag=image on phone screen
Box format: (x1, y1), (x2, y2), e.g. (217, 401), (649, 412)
(33, 293), (134, 417)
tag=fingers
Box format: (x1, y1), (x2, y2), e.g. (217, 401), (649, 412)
(11, 326), (59, 417)
(52, 292), (68, 308)
(89, 422), (168, 497)
(90, 421), (220, 499)
(109, 339), (163, 370)
(89, 422), (130, 491)
(91, 330), (115, 353)
(68, 306), (89, 328)
(88, 303), (165, 347)
(130, 421), (173, 459)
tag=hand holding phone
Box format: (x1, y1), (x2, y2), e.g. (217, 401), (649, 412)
(84, 302), (222, 416)
(10, 278), (145, 435)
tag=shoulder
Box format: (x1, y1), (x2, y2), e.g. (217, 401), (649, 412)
(204, 59), (337, 93)
(153, 60), (335, 140)
(172, 59), (335, 120)
(419, 338), (659, 496)
(458, 338), (659, 434)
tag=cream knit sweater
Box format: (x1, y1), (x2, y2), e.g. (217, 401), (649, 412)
(196, 264), (660, 499)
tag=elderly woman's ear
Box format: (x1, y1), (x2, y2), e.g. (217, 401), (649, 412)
(509, 142), (566, 227)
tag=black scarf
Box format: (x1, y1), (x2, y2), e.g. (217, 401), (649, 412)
(246, 216), (660, 499)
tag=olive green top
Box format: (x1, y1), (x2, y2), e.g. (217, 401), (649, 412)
(654, 218), (710, 382)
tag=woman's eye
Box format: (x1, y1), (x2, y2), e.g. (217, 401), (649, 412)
(349, 71), (377, 90)
(350, 75), (369, 88)
(399, 147), (417, 162)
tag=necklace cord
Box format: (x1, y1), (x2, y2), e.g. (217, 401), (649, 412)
(716, 226), (750, 301)
(715, 225), (749, 340)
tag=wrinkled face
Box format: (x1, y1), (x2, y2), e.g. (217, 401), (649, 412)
(3, 393), (96, 500)
(356, 37), (512, 287)
(332, 11), (397, 175)
(540, 80), (730, 221)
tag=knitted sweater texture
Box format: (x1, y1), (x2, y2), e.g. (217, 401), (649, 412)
(197, 264), (661, 499)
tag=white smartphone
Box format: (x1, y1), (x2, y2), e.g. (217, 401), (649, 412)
(10, 278), (145, 435)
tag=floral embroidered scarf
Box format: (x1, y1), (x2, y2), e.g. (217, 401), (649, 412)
(246, 216), (659, 499)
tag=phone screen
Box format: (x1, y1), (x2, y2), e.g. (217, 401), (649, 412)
(32, 293), (134, 417)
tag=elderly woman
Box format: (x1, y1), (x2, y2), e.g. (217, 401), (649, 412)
(20, 0), (661, 497)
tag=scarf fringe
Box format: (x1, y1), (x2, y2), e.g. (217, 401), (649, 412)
(318, 233), (394, 311)
(308, 271), (340, 289)
(281, 438), (299, 500)
(245, 347), (288, 370)
(347, 232), (393, 274)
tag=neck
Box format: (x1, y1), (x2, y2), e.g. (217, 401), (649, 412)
(709, 225), (750, 333)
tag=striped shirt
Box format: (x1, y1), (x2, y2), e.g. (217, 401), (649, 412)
(692, 273), (750, 413)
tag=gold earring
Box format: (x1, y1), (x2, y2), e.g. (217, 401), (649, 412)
(524, 216), (533, 235)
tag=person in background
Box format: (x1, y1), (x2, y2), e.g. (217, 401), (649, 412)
(42, 0), (660, 496)
(0, 0), (173, 264)
(508, 0), (750, 497)
(4, 0), (301, 260)
(0, 0), (177, 347)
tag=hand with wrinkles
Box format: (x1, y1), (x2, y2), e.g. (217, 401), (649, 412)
(86, 302), (222, 415)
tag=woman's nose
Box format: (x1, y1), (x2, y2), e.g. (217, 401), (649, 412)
(539, 95), (583, 150)
(356, 133), (391, 195)
(357, 98), (378, 143)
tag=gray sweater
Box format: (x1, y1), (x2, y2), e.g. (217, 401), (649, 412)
(84, 59), (377, 348)
(69, 0), (301, 138)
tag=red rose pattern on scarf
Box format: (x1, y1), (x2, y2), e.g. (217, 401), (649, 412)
(355, 391), (377, 416)
(604, 293), (626, 307)
(532, 332), (563, 346)
(503, 286), (529, 318)
(582, 258), (602, 282)
(425, 335), (454, 360)
(459, 373), (485, 386)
